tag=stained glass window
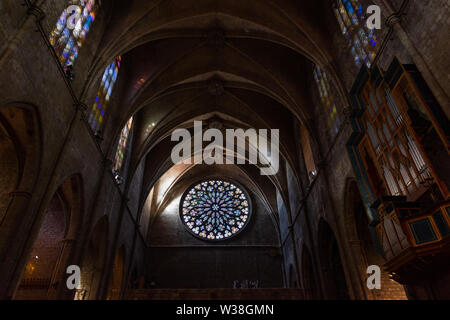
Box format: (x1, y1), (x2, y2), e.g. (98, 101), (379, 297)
(314, 65), (341, 136)
(49, 0), (99, 67)
(113, 116), (133, 173)
(180, 180), (251, 241)
(333, 0), (379, 68)
(88, 56), (121, 132)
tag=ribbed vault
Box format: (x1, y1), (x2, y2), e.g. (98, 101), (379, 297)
(78, 0), (345, 228)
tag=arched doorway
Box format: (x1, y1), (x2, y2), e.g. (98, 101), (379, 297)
(75, 216), (109, 300)
(107, 246), (126, 300)
(301, 246), (320, 300)
(318, 219), (350, 300)
(14, 175), (82, 300)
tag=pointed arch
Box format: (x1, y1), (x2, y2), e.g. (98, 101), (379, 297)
(0, 103), (42, 226)
(15, 174), (83, 300)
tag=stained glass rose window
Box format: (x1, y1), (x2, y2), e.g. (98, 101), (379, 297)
(180, 180), (251, 241)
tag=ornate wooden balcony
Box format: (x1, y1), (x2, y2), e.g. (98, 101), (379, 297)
(373, 197), (450, 284)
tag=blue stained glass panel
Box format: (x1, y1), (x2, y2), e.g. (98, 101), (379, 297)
(334, 0), (378, 69)
(49, 0), (98, 66)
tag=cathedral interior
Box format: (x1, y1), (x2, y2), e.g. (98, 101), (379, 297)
(0, 0), (449, 301)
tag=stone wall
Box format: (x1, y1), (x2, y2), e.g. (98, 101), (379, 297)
(145, 165), (284, 289)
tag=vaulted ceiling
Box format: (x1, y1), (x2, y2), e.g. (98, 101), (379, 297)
(82, 0), (344, 224)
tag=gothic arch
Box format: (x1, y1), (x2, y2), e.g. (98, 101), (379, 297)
(0, 103), (43, 299)
(14, 174), (83, 300)
(0, 104), (41, 224)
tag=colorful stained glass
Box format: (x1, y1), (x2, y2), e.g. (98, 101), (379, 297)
(49, 0), (99, 66)
(88, 56), (121, 132)
(180, 180), (251, 241)
(334, 0), (378, 68)
(313, 66), (341, 136)
(113, 116), (133, 173)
